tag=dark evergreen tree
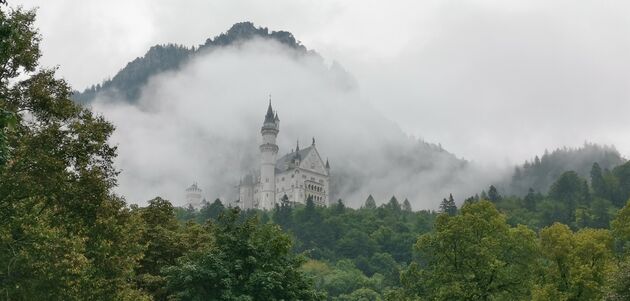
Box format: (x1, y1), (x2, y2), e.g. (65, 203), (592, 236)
(590, 162), (607, 199)
(488, 185), (502, 203)
(402, 198), (412, 212)
(199, 199), (225, 221)
(333, 199), (346, 214)
(387, 196), (401, 212)
(273, 195), (293, 230)
(364, 195), (377, 209)
(524, 188), (537, 211)
(439, 194), (457, 216)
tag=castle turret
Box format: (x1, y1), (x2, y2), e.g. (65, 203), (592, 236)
(185, 182), (203, 208)
(259, 100), (279, 210)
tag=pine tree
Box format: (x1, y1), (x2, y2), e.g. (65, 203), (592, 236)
(488, 185), (502, 203)
(590, 162), (607, 198)
(333, 199), (346, 214)
(364, 194), (377, 209)
(524, 188), (537, 211)
(387, 196), (401, 212)
(439, 194), (457, 216)
(402, 198), (412, 212)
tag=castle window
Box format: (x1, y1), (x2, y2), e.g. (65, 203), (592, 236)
(266, 178), (269, 183)
(291, 175), (294, 178)
(319, 179), (323, 184)
(311, 177), (315, 181)
(282, 177), (285, 181)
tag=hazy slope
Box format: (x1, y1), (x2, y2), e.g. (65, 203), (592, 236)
(77, 22), (625, 209)
(505, 143), (626, 195)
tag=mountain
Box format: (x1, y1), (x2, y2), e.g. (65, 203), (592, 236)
(73, 22), (626, 208)
(505, 143), (626, 196)
(73, 22), (316, 104)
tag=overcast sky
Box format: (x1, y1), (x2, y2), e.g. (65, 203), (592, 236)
(13, 0), (630, 166)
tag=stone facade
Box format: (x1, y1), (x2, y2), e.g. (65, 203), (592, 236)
(238, 101), (330, 210)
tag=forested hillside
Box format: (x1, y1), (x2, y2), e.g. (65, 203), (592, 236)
(73, 22), (315, 104)
(506, 143), (625, 196)
(169, 159), (630, 299)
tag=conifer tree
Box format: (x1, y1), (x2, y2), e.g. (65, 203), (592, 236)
(590, 162), (607, 198)
(402, 198), (412, 212)
(439, 194), (457, 216)
(488, 185), (502, 202)
(364, 194), (377, 209)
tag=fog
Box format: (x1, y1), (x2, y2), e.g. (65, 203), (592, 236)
(92, 39), (505, 208)
(13, 0), (630, 207)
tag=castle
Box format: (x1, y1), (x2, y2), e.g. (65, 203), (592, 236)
(238, 101), (330, 210)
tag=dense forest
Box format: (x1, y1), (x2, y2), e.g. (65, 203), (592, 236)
(1, 2), (630, 301)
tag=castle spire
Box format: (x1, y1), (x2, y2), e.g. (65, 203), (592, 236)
(312, 137), (315, 146)
(296, 139), (300, 152)
(326, 158), (330, 169)
(264, 97), (274, 123)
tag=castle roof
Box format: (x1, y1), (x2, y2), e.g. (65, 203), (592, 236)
(264, 101), (275, 123)
(275, 145), (314, 172)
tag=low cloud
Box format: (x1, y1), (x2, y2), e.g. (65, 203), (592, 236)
(92, 39), (506, 209)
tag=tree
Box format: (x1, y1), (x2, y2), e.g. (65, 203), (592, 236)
(591, 163), (607, 199)
(612, 162), (630, 207)
(364, 195), (377, 209)
(134, 197), (186, 300)
(401, 201), (538, 300)
(548, 171), (590, 225)
(536, 223), (614, 300)
(524, 187), (538, 211)
(198, 198), (225, 221)
(0, 109), (16, 166)
(273, 195), (293, 230)
(334, 199), (346, 214)
(164, 208), (323, 300)
(402, 198), (412, 212)
(439, 194), (457, 216)
(386, 196), (401, 212)
(487, 185), (502, 203)
(608, 257), (630, 301)
(612, 199), (630, 252)
(0, 3), (148, 299)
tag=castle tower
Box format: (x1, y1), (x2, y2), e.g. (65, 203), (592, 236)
(185, 182), (203, 208)
(259, 100), (279, 210)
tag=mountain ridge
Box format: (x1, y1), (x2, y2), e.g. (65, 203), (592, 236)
(73, 22), (315, 104)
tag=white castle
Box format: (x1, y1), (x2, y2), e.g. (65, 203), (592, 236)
(238, 101), (330, 210)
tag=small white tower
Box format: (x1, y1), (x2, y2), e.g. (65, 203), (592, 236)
(259, 99), (279, 210)
(185, 182), (203, 208)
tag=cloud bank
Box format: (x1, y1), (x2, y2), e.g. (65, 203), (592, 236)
(92, 39), (504, 208)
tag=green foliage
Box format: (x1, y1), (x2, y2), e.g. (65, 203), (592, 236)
(612, 162), (630, 207)
(509, 144), (625, 196)
(364, 195), (377, 209)
(0, 4), (149, 299)
(401, 201), (538, 300)
(164, 208), (323, 300)
(612, 199), (630, 252)
(198, 198), (225, 222)
(439, 193), (457, 216)
(302, 259), (384, 299)
(0, 109), (16, 165)
(536, 224), (615, 300)
(607, 257), (630, 301)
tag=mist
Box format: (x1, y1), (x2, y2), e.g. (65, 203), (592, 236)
(91, 39), (506, 209)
